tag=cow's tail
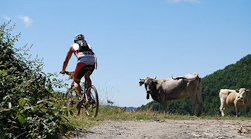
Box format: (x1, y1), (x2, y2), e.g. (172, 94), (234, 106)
(197, 77), (202, 95)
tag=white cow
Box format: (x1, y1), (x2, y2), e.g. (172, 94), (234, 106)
(219, 88), (249, 117)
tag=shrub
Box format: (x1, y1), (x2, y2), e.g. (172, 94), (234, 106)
(0, 21), (74, 139)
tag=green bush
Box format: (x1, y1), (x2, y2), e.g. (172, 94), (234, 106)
(0, 21), (74, 139)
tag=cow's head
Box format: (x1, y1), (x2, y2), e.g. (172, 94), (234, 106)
(139, 77), (157, 99)
(236, 88), (250, 100)
(139, 79), (145, 86)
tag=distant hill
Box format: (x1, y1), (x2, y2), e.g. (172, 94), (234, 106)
(117, 106), (137, 112)
(137, 54), (251, 116)
(126, 107), (137, 112)
(106, 105), (137, 112)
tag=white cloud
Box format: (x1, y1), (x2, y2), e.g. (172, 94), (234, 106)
(168, 0), (200, 3)
(3, 16), (11, 21)
(19, 15), (33, 27)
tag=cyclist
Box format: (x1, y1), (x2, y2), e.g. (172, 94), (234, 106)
(60, 34), (96, 101)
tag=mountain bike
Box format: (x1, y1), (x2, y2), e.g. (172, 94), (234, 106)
(64, 71), (99, 118)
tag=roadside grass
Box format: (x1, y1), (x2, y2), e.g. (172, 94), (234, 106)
(64, 105), (251, 130)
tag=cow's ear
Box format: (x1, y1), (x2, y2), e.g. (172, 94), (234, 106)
(246, 90), (250, 93)
(236, 90), (239, 93)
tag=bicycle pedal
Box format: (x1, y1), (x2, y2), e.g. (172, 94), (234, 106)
(76, 100), (84, 109)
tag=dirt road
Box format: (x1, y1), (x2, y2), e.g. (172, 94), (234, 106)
(81, 120), (251, 139)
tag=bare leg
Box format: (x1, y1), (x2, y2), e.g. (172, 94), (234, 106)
(84, 74), (92, 97)
(84, 75), (92, 87)
(74, 78), (82, 98)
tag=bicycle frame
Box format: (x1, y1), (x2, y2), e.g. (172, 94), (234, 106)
(65, 71), (86, 97)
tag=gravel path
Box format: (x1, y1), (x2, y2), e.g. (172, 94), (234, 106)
(80, 120), (251, 139)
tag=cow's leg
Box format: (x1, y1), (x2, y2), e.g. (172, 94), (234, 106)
(161, 100), (168, 114)
(164, 103), (168, 114)
(188, 97), (196, 116)
(219, 98), (226, 117)
(234, 100), (239, 117)
(235, 106), (239, 117)
(196, 80), (203, 116)
(191, 100), (196, 116)
(196, 90), (203, 116)
(160, 103), (166, 114)
(187, 91), (196, 116)
(197, 100), (203, 116)
(159, 94), (167, 114)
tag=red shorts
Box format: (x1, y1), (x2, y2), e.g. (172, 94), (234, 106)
(74, 63), (95, 80)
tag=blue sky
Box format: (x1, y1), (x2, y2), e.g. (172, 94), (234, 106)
(1, 0), (251, 107)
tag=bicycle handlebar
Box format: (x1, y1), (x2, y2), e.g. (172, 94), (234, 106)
(65, 71), (72, 75)
(60, 71), (74, 79)
(60, 71), (73, 75)
(61, 71), (84, 83)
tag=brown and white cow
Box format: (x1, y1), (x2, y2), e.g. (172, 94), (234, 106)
(139, 73), (203, 116)
(219, 88), (250, 117)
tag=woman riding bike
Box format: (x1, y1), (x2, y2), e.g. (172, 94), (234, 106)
(60, 34), (96, 101)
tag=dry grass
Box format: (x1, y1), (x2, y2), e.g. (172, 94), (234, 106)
(63, 105), (250, 130)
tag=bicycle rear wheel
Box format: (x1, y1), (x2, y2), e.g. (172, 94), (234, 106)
(85, 85), (99, 118)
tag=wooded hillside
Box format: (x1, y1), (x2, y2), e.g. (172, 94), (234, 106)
(137, 54), (251, 116)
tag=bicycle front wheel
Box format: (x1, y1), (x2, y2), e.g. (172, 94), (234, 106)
(66, 89), (77, 108)
(85, 85), (99, 118)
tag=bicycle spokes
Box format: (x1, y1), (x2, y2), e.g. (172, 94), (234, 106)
(73, 85), (99, 117)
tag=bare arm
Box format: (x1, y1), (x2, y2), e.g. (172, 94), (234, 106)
(61, 46), (73, 73)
